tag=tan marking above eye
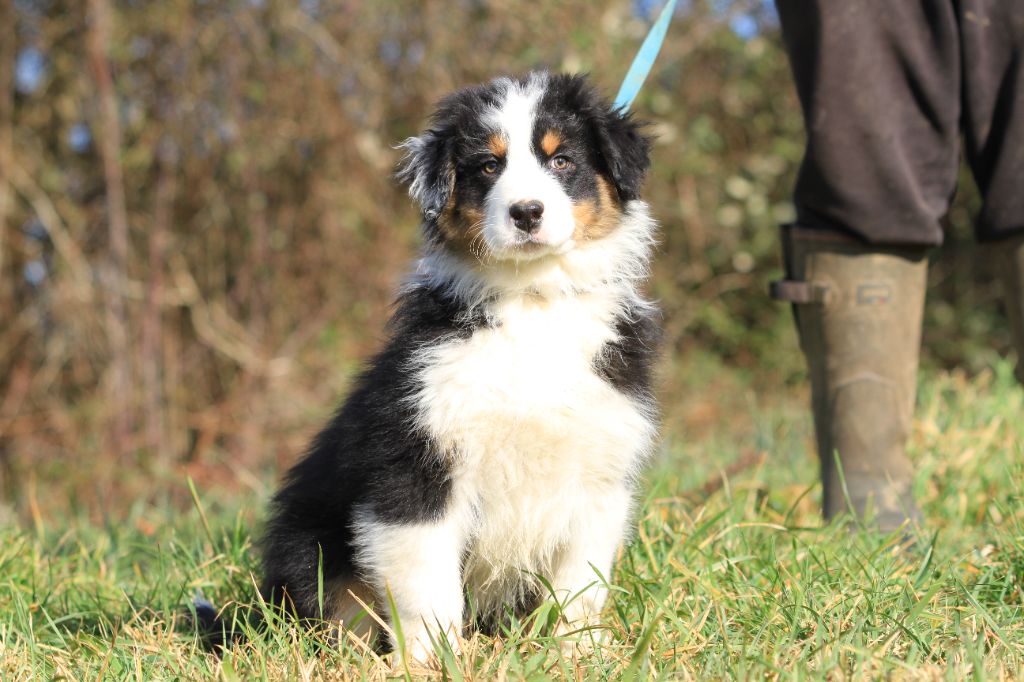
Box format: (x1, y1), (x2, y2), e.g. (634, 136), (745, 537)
(540, 129), (562, 156)
(487, 134), (508, 158)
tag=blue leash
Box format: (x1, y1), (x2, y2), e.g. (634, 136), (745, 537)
(613, 0), (678, 111)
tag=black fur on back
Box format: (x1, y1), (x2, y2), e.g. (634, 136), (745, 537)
(259, 284), (486, 615)
(594, 304), (662, 404)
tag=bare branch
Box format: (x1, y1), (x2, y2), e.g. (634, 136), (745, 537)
(0, 0), (13, 284)
(87, 0), (133, 456)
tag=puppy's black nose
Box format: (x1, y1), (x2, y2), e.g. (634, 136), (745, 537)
(509, 200), (544, 232)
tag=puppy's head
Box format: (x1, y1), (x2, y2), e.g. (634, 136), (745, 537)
(397, 72), (651, 263)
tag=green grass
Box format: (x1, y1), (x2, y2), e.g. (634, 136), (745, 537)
(1, 364), (1022, 680)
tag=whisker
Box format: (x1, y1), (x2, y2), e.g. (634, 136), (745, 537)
(466, 218), (491, 264)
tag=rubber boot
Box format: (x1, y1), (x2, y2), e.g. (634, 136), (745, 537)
(996, 233), (1024, 385)
(772, 225), (928, 531)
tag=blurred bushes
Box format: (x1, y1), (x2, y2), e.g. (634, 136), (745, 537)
(0, 0), (1011, 512)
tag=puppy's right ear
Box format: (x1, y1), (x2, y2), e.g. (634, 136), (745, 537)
(396, 126), (454, 221)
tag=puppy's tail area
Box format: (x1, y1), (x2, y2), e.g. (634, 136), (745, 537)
(188, 595), (263, 653)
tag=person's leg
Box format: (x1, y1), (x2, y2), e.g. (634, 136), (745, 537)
(773, 0), (962, 529)
(998, 235), (1024, 383)
(958, 0), (1024, 382)
(776, 228), (927, 529)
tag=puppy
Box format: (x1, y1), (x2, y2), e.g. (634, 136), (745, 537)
(261, 71), (660, 663)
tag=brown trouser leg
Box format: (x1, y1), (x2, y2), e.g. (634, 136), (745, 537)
(775, 0), (1024, 246)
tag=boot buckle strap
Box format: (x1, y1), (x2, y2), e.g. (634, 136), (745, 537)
(770, 280), (832, 304)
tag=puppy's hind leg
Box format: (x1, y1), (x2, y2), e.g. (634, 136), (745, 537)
(324, 578), (380, 644)
(354, 513), (467, 665)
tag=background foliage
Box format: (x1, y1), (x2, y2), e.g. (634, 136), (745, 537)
(0, 0), (1013, 519)
(2, 2), (1022, 679)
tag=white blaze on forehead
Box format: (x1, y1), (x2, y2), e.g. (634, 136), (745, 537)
(487, 79), (542, 167)
(482, 76), (577, 257)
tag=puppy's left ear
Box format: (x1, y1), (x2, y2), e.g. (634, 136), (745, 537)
(396, 125), (455, 221)
(594, 106), (652, 203)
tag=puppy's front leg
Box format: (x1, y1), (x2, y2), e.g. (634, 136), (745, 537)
(355, 515), (465, 665)
(550, 487), (632, 649)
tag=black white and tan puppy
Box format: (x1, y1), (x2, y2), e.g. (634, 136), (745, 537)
(261, 71), (660, 663)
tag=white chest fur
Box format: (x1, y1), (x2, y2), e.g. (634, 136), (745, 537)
(409, 292), (655, 588)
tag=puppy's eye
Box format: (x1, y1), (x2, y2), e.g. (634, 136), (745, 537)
(481, 159), (500, 175)
(549, 155), (573, 171)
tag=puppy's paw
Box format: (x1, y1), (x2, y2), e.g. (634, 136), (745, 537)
(405, 638), (437, 668)
(555, 619), (608, 657)
(392, 628), (461, 669)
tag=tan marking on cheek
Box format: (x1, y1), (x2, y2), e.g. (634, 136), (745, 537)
(437, 195), (487, 262)
(572, 175), (623, 241)
(487, 134), (508, 158)
(571, 200), (598, 240)
(540, 130), (562, 156)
